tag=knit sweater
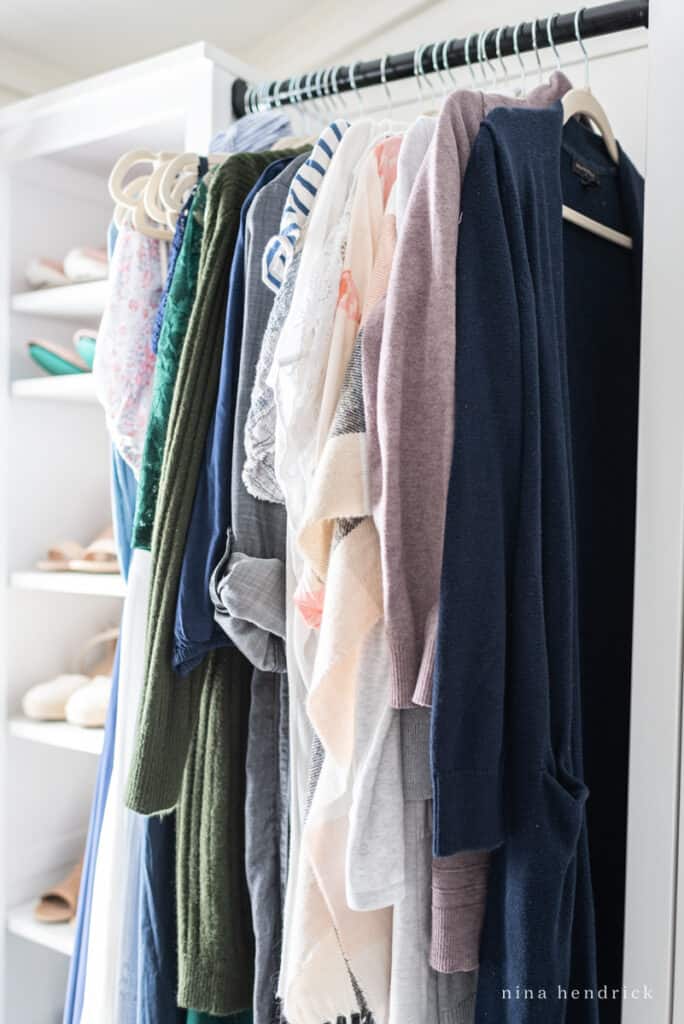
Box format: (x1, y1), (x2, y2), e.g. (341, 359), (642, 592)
(126, 151), (302, 1017)
(374, 74), (571, 710)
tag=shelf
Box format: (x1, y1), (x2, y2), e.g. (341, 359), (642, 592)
(8, 716), (104, 755)
(11, 280), (108, 320)
(7, 900), (75, 956)
(11, 373), (97, 403)
(11, 571), (126, 598)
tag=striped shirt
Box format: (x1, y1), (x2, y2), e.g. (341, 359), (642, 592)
(262, 118), (350, 293)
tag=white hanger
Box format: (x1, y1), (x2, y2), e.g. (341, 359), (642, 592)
(560, 9), (632, 250)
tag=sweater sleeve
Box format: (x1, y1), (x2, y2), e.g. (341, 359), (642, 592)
(375, 97), (482, 709)
(431, 125), (522, 857)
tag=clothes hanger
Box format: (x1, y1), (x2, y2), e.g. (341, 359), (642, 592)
(496, 26), (514, 95)
(560, 9), (632, 250)
(464, 33), (478, 89)
(513, 22), (528, 97)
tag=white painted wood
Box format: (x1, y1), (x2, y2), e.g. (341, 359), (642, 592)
(6, 901), (75, 957)
(10, 571), (126, 598)
(622, 3), (684, 1023)
(11, 374), (97, 403)
(11, 281), (108, 320)
(8, 716), (104, 756)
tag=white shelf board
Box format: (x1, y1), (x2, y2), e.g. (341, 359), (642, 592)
(11, 374), (97, 403)
(11, 280), (108, 319)
(11, 571), (126, 598)
(8, 716), (104, 756)
(6, 900), (75, 956)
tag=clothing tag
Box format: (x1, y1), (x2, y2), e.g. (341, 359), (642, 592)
(572, 158), (600, 188)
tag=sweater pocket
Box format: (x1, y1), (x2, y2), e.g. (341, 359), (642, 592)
(540, 766), (589, 872)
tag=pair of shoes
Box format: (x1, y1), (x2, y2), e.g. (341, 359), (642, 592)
(27, 327), (98, 377)
(25, 247), (108, 289)
(34, 857), (83, 924)
(22, 627), (118, 729)
(36, 526), (120, 575)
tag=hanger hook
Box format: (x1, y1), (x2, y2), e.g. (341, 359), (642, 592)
(476, 31), (488, 84)
(575, 7), (590, 89)
(431, 41), (447, 97)
(441, 39), (458, 87)
(496, 26), (510, 86)
(479, 30), (497, 86)
(380, 54), (393, 115)
(546, 13), (562, 70)
(348, 61), (364, 113)
(531, 19), (543, 83)
(512, 22), (527, 97)
(464, 33), (477, 84)
(271, 80), (282, 109)
(413, 44), (425, 98)
(421, 44), (436, 92)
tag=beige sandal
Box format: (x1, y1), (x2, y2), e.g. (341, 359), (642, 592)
(36, 540), (85, 572)
(34, 858), (83, 924)
(68, 526), (120, 574)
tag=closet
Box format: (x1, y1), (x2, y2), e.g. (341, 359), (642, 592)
(0, 1), (682, 1022)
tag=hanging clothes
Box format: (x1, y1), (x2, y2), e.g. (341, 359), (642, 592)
(62, 452), (137, 1024)
(93, 228), (161, 476)
(433, 103), (643, 1023)
(209, 152), (310, 1024)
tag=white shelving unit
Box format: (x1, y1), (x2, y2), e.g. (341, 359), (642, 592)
(11, 373), (97, 402)
(10, 570), (126, 598)
(0, 42), (253, 1022)
(11, 280), (109, 320)
(8, 717), (104, 756)
(7, 901), (75, 957)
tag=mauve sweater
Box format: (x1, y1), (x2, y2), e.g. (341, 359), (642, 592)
(373, 72), (571, 710)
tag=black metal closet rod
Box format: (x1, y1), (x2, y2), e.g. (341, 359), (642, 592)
(231, 0), (648, 117)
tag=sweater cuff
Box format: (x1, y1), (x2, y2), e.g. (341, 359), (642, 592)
(389, 638), (418, 709)
(432, 769), (504, 857)
(412, 604), (439, 707)
(430, 852), (491, 972)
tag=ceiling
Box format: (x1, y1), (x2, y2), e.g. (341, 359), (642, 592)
(0, 0), (295, 82)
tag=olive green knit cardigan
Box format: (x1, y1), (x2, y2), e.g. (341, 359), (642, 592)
(125, 150), (302, 1016)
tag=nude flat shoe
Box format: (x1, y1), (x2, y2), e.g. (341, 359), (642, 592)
(34, 858), (83, 924)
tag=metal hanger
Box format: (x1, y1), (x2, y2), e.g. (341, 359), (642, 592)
(496, 26), (511, 90)
(546, 13), (563, 70)
(513, 22), (527, 97)
(380, 54), (393, 116)
(348, 61), (365, 116)
(464, 33), (478, 87)
(531, 19), (544, 84)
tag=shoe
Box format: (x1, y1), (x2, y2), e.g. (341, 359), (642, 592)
(63, 247), (108, 283)
(22, 627), (118, 723)
(34, 858), (83, 924)
(65, 675), (112, 728)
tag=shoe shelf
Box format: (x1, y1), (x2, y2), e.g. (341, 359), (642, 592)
(11, 374), (97, 403)
(8, 715), (104, 755)
(10, 280), (109, 320)
(10, 571), (126, 598)
(6, 900), (75, 957)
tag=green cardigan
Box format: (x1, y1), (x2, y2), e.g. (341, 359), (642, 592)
(126, 151), (302, 1015)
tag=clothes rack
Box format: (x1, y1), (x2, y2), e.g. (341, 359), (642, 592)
(231, 0), (648, 117)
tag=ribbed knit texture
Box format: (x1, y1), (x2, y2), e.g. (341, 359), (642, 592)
(125, 151), (302, 1016)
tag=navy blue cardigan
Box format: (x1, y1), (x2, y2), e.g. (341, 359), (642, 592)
(432, 103), (643, 1022)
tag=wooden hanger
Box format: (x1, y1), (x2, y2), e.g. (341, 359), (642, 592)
(560, 12), (632, 251)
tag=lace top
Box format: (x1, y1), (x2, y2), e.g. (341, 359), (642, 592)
(132, 181), (207, 550)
